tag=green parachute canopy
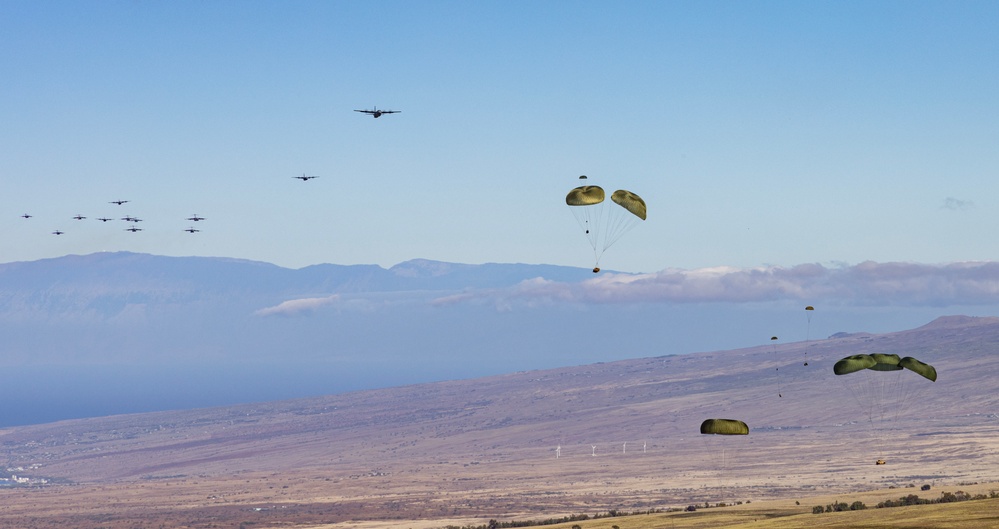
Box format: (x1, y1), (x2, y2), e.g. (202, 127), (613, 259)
(834, 353), (935, 378)
(833, 354), (877, 375)
(900, 356), (938, 381)
(565, 185), (605, 206)
(610, 189), (647, 220)
(868, 353), (903, 371)
(700, 419), (749, 435)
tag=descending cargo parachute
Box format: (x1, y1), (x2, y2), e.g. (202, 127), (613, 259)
(770, 336), (782, 398)
(700, 419), (750, 435)
(566, 177), (646, 272)
(833, 353), (937, 462)
(803, 305), (815, 366)
(699, 418), (748, 502)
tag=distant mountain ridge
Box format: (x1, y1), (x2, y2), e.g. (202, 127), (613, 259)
(0, 252), (625, 422)
(4, 251), (998, 429)
(0, 252), (598, 315)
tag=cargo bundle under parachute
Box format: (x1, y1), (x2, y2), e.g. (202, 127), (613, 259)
(566, 176), (646, 273)
(832, 353), (937, 464)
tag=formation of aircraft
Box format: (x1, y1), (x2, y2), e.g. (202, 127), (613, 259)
(354, 107), (400, 118)
(22, 106), (407, 241)
(18, 199), (212, 236)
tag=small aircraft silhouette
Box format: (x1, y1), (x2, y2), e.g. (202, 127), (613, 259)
(96, 217), (113, 222)
(125, 225), (143, 232)
(121, 215), (142, 222)
(73, 214), (87, 220)
(110, 200), (129, 205)
(21, 213), (32, 219)
(293, 174), (319, 181)
(52, 229), (64, 235)
(187, 214), (205, 221)
(184, 227), (200, 233)
(354, 107), (400, 118)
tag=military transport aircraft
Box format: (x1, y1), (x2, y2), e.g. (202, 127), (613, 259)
(110, 200), (129, 205)
(184, 227), (200, 233)
(187, 214), (205, 221)
(20, 213), (32, 219)
(52, 229), (64, 235)
(125, 225), (142, 232)
(96, 217), (113, 222)
(73, 214), (86, 220)
(121, 215), (141, 222)
(293, 174), (319, 181)
(354, 107), (400, 118)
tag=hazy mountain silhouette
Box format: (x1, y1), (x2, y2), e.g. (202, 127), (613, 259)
(0, 253), (611, 425)
(3, 252), (998, 427)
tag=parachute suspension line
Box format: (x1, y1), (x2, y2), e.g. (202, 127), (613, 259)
(592, 201), (611, 265)
(721, 446), (729, 498)
(803, 306), (814, 366)
(842, 371), (887, 460)
(568, 195), (605, 269)
(700, 419), (748, 504)
(601, 206), (636, 252)
(866, 372), (896, 459)
(771, 336), (781, 398)
(872, 375), (895, 460)
(589, 202), (610, 269)
(872, 372), (911, 459)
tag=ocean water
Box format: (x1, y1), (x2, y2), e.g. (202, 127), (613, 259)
(0, 363), (421, 427)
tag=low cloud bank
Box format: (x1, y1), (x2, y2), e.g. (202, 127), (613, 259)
(254, 294), (339, 316)
(434, 261), (999, 307)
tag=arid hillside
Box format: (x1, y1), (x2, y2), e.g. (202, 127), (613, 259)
(1, 315), (998, 529)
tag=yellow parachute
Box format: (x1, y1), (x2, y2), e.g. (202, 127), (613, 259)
(566, 178), (646, 272)
(700, 419), (749, 435)
(803, 305), (815, 366)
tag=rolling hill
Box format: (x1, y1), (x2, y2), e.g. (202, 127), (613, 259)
(1, 315), (997, 528)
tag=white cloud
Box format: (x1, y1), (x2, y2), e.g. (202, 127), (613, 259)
(431, 261), (999, 307)
(942, 197), (975, 211)
(254, 294), (339, 317)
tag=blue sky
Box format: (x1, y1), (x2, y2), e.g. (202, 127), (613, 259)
(3, 1), (999, 273)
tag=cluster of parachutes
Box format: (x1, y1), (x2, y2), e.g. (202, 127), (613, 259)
(566, 176), (646, 273)
(700, 333), (938, 466)
(565, 178), (940, 465)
